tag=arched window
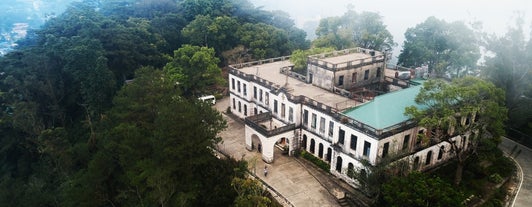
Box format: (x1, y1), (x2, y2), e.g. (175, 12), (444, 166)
(438, 146), (444, 160)
(326, 148), (332, 162)
(302, 135), (307, 151)
(310, 139), (315, 154)
(413, 156), (420, 170)
(347, 163), (355, 178)
(336, 156), (343, 172)
(425, 151), (433, 165)
(318, 143), (324, 158)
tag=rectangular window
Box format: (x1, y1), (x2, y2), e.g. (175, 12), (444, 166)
(238, 101), (241, 112)
(231, 78), (235, 90)
(253, 86), (257, 99)
(232, 98), (236, 109)
(243, 84), (247, 96)
(338, 129), (345, 145)
(274, 100), (278, 114)
(363, 141), (371, 157)
(350, 135), (357, 150)
(281, 103), (285, 118)
(303, 110), (308, 126)
(328, 121), (334, 137)
(402, 135), (410, 150)
(259, 89), (263, 101)
(364, 70), (369, 80)
(237, 80), (241, 92)
(376, 67), (382, 77)
(338, 75), (344, 86)
(319, 117), (325, 134)
(288, 107), (293, 122)
(352, 72), (357, 83)
(311, 113), (317, 129)
(382, 142), (389, 158)
(244, 105), (247, 116)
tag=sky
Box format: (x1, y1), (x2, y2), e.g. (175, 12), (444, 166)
(251, 0), (532, 61)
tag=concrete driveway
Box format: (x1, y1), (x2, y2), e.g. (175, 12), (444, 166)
(499, 138), (532, 207)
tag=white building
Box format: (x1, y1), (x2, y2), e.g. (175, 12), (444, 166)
(228, 48), (464, 186)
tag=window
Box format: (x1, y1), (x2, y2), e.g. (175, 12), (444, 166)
(232, 98), (236, 109)
(338, 129), (345, 144)
(237, 80), (241, 92)
(364, 70), (369, 80)
(265, 93), (269, 105)
(259, 89), (263, 101)
(281, 103), (285, 118)
(274, 100), (278, 114)
(438, 146), (444, 160)
(350, 135), (357, 150)
(238, 101), (241, 112)
(243, 84), (247, 96)
(311, 113), (317, 129)
(231, 78), (235, 90)
(425, 151), (433, 165)
(363, 141), (371, 157)
(319, 117), (325, 134)
(328, 121), (334, 137)
(352, 72), (357, 83)
(376, 67), (381, 77)
(382, 142), (389, 158)
(253, 86), (257, 99)
(288, 107), (293, 122)
(244, 105), (247, 116)
(303, 110), (308, 126)
(402, 135), (410, 150)
(338, 75), (344, 86)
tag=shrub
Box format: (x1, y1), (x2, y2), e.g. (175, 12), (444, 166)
(488, 173), (503, 184)
(300, 151), (330, 172)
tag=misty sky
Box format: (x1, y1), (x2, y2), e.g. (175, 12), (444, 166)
(251, 0), (531, 59)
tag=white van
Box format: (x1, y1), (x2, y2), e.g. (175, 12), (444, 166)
(198, 95), (216, 105)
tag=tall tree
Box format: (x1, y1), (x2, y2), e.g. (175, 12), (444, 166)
(405, 77), (507, 185)
(163, 45), (224, 96)
(313, 10), (395, 51)
(482, 17), (532, 135)
(398, 17), (480, 77)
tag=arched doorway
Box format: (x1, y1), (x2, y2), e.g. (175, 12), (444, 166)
(251, 134), (262, 152)
(347, 163), (354, 178)
(326, 148), (332, 162)
(318, 143), (324, 158)
(336, 156), (343, 172)
(302, 135), (307, 151)
(310, 139), (315, 154)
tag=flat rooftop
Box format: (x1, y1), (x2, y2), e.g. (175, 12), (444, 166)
(318, 52), (374, 65)
(238, 60), (360, 109)
(342, 82), (426, 130)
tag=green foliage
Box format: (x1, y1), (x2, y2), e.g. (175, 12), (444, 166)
(398, 17), (481, 77)
(290, 47), (335, 73)
(380, 172), (466, 207)
(164, 45), (224, 96)
(300, 150), (330, 172)
(314, 10), (395, 51)
(232, 177), (271, 207)
(405, 77), (508, 185)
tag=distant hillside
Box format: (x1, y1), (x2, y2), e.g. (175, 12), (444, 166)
(0, 0), (79, 54)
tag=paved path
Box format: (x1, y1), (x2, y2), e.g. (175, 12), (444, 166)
(499, 138), (532, 207)
(214, 97), (340, 207)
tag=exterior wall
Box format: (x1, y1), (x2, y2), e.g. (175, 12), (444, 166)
(307, 64), (334, 90)
(334, 63), (382, 90)
(245, 124), (297, 163)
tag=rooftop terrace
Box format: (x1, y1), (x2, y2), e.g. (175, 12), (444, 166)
(235, 59), (360, 109)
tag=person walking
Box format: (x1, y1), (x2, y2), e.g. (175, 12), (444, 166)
(264, 165), (268, 177)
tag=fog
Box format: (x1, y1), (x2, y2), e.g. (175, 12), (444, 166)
(251, 0), (531, 60)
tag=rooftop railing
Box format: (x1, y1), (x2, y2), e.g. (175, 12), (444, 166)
(245, 112), (296, 137)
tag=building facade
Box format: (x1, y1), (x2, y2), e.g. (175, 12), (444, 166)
(228, 48), (464, 186)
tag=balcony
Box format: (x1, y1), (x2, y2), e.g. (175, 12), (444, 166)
(245, 112), (296, 137)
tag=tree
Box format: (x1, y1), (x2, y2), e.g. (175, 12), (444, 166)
(290, 47), (335, 74)
(380, 172), (465, 207)
(163, 45), (224, 97)
(182, 15), (240, 53)
(482, 17), (532, 135)
(405, 77), (507, 185)
(398, 17), (480, 77)
(231, 177), (272, 207)
(313, 10), (395, 51)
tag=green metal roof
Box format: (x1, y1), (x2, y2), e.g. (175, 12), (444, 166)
(343, 84), (425, 129)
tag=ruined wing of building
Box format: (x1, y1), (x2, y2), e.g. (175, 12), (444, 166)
(228, 47), (467, 187)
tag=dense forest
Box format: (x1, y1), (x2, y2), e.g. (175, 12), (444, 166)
(0, 0), (308, 206)
(0, 0), (530, 206)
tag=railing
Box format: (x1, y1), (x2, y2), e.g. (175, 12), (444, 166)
(307, 48), (385, 72)
(280, 66), (307, 82)
(245, 112), (296, 137)
(229, 56), (291, 69)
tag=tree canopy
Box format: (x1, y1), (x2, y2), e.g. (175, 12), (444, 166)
(398, 17), (481, 77)
(405, 77), (507, 185)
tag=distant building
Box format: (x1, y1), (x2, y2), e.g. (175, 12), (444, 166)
(228, 48), (465, 187)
